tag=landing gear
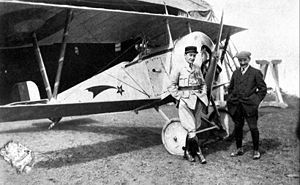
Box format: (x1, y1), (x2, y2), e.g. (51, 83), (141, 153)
(160, 107), (235, 156)
(208, 108), (235, 139)
(217, 109), (235, 139)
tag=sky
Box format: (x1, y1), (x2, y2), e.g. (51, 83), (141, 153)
(206, 0), (299, 96)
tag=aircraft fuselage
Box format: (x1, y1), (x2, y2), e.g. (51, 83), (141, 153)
(0, 40), (138, 105)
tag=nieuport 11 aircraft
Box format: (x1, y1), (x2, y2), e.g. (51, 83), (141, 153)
(0, 0), (245, 155)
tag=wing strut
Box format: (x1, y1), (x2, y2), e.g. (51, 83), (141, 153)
(32, 32), (52, 100)
(164, 2), (174, 48)
(220, 32), (231, 65)
(52, 9), (73, 99)
(187, 22), (192, 33)
(205, 11), (224, 100)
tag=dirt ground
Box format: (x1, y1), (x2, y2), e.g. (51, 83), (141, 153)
(0, 94), (299, 185)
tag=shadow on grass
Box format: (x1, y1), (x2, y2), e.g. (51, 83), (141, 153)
(240, 138), (281, 155)
(0, 117), (162, 169)
(199, 135), (281, 157)
(34, 124), (161, 169)
(28, 118), (161, 169)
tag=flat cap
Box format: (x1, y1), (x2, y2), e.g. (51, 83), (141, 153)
(185, 46), (198, 54)
(235, 51), (251, 59)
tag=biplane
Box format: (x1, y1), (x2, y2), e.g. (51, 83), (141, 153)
(0, 0), (245, 156)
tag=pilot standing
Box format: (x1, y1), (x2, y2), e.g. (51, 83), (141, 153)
(227, 51), (267, 160)
(168, 46), (208, 164)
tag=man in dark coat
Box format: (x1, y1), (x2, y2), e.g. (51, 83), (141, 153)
(227, 51), (267, 160)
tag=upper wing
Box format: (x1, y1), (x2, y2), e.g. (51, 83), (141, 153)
(9, 0), (185, 15)
(0, 0), (245, 48)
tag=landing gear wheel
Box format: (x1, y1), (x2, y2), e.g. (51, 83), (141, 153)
(161, 118), (187, 156)
(218, 109), (235, 139)
(209, 108), (235, 139)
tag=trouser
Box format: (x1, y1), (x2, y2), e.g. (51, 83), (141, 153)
(179, 98), (206, 160)
(232, 103), (259, 151)
(178, 98), (203, 138)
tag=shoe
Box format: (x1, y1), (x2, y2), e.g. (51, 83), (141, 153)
(197, 152), (207, 164)
(199, 156), (207, 164)
(200, 158), (207, 164)
(184, 152), (196, 162)
(253, 151), (261, 160)
(230, 148), (244, 157)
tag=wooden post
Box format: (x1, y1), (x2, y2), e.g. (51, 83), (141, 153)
(256, 60), (269, 79)
(256, 60), (288, 108)
(270, 60), (287, 108)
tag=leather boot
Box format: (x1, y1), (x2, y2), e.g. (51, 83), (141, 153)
(183, 135), (195, 162)
(197, 148), (207, 164)
(194, 136), (207, 164)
